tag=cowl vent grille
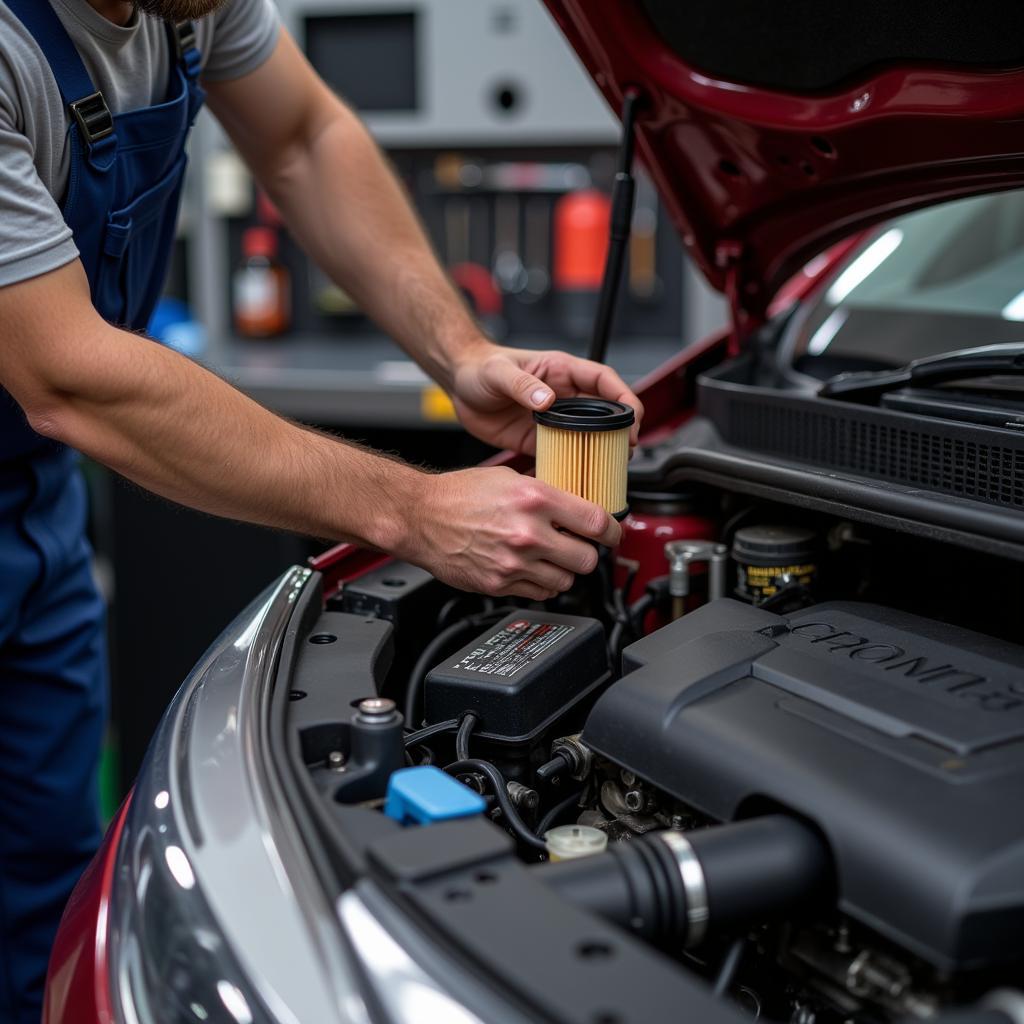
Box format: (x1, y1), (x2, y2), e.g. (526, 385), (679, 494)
(705, 386), (1024, 509)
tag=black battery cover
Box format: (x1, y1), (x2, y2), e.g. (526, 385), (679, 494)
(424, 610), (608, 742)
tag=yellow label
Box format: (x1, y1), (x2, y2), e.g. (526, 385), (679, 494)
(746, 563), (816, 579)
(421, 385), (457, 422)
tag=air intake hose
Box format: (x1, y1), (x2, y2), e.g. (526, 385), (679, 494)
(535, 815), (832, 947)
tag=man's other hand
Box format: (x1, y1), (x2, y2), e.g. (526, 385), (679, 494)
(449, 341), (644, 455)
(394, 467), (621, 600)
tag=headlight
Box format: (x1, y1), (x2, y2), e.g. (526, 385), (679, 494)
(107, 568), (369, 1024)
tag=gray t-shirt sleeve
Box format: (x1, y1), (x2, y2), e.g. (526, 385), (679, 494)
(202, 0), (281, 83)
(0, 0), (281, 292)
(0, 91), (77, 289)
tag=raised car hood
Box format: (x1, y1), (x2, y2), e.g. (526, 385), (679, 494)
(545, 0), (1024, 327)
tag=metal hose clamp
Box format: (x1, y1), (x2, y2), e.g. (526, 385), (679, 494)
(658, 831), (709, 947)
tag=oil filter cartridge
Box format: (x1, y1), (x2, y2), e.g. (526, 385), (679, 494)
(534, 398), (635, 519)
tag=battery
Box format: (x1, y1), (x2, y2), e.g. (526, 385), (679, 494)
(424, 610), (609, 742)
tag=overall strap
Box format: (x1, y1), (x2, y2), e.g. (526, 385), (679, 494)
(170, 20), (202, 81)
(166, 19), (205, 125)
(5, 0), (116, 156)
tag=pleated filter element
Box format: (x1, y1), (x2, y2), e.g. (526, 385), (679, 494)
(534, 398), (635, 519)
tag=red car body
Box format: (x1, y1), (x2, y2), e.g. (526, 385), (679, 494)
(43, 803), (127, 1024)
(545, 0), (1024, 334)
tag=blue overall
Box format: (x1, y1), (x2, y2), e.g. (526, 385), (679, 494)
(0, 4), (204, 1019)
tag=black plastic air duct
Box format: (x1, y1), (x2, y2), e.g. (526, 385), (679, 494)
(535, 815), (832, 946)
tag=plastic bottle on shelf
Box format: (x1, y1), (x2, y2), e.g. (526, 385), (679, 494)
(553, 188), (611, 342)
(233, 226), (291, 338)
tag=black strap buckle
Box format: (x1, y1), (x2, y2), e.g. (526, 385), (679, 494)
(173, 20), (197, 62)
(69, 91), (114, 144)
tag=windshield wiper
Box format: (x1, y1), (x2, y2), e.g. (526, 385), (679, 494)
(819, 343), (1024, 402)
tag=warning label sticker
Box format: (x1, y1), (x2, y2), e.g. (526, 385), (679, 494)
(453, 619), (574, 680)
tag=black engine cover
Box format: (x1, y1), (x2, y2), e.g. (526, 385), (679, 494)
(583, 600), (1024, 970)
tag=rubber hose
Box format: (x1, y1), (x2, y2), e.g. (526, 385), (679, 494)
(404, 609), (513, 725)
(537, 789), (584, 836)
(404, 620), (480, 725)
(403, 719), (458, 749)
(444, 758), (547, 851)
(455, 712), (477, 761)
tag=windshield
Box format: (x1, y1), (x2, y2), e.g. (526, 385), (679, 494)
(788, 190), (1024, 380)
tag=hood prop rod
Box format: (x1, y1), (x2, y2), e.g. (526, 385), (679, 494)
(588, 89), (641, 365)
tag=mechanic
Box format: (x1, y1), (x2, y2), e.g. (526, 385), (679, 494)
(0, 0), (643, 1017)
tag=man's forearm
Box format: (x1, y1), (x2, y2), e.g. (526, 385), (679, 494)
(24, 314), (421, 549)
(8, 297), (616, 600)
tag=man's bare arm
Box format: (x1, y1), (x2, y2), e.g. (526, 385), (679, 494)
(0, 262), (618, 599)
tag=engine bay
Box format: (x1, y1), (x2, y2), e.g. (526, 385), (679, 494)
(277, 477), (1024, 1024)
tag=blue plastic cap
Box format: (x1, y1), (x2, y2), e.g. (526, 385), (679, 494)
(383, 766), (487, 826)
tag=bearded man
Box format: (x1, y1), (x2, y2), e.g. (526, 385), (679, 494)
(0, 1), (642, 1018)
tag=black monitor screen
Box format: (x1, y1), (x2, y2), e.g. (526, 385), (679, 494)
(304, 12), (418, 113)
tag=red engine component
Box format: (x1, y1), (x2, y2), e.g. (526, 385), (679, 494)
(616, 489), (717, 629)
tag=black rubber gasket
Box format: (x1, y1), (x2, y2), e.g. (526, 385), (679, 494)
(534, 397), (635, 432)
